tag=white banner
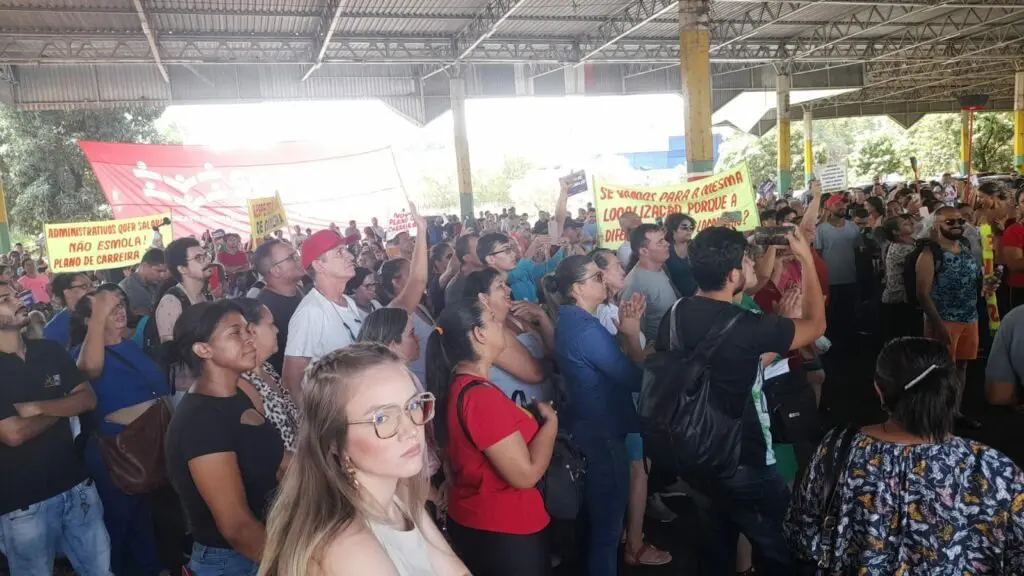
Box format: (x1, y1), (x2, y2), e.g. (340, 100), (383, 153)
(815, 165), (847, 193)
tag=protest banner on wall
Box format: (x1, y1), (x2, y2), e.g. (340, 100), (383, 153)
(247, 193), (288, 240)
(815, 165), (847, 193)
(46, 212), (173, 273)
(594, 164), (759, 249)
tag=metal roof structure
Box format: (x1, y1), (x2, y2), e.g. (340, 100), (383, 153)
(0, 0), (1022, 129)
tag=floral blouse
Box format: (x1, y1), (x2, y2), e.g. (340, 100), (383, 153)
(785, 429), (1024, 575)
(241, 363), (300, 451)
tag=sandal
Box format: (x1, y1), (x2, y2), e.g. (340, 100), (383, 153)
(623, 542), (672, 566)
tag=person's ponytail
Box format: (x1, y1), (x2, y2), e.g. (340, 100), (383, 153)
(424, 299), (488, 453)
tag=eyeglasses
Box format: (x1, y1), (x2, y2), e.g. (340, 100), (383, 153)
(361, 281), (379, 289)
(68, 283), (91, 291)
(270, 251), (299, 268)
(942, 218), (966, 226)
(189, 253), (211, 264)
(348, 392), (436, 440)
(489, 246), (515, 257)
(580, 270), (604, 285)
(678, 225), (695, 231)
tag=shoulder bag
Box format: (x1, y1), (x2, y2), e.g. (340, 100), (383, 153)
(796, 425), (859, 576)
(94, 346), (172, 495)
(457, 380), (586, 520)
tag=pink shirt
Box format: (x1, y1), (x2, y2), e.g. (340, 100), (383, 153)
(19, 273), (50, 304)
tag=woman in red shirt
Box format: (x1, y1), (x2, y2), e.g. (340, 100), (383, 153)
(425, 300), (558, 576)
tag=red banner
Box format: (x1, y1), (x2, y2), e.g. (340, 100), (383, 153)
(79, 141), (405, 241)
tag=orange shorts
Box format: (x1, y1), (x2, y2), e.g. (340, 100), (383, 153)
(924, 320), (979, 361)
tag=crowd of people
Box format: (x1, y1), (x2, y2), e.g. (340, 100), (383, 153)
(2, 171), (1024, 576)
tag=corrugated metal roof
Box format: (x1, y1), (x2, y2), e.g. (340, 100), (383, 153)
(152, 13), (317, 36)
(336, 17), (465, 36)
(515, 0), (641, 20)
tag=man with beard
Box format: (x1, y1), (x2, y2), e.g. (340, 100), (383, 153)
(0, 281), (110, 575)
(815, 194), (862, 343)
(916, 206), (989, 428)
(654, 225), (825, 576)
(156, 237), (215, 404)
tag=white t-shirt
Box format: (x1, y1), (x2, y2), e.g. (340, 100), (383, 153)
(284, 289), (364, 363)
(595, 302), (647, 348)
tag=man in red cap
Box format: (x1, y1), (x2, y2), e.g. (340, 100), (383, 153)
(281, 229), (358, 402)
(814, 193), (862, 346)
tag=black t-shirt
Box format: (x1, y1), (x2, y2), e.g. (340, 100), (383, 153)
(444, 272), (470, 309)
(165, 390), (284, 548)
(656, 296), (795, 468)
(0, 338), (87, 514)
(257, 288), (303, 374)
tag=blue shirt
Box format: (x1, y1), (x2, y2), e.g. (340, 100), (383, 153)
(43, 309), (71, 349)
(554, 305), (642, 439)
(508, 250), (565, 303)
(71, 340), (169, 437)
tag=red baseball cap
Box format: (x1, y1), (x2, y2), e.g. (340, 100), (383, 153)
(825, 195), (845, 209)
(301, 229), (344, 269)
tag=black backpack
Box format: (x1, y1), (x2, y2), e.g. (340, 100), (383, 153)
(457, 380), (586, 520)
(142, 285), (197, 370)
(638, 298), (745, 480)
(902, 239), (944, 308)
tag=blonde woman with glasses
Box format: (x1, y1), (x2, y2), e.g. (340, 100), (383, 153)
(260, 343), (468, 576)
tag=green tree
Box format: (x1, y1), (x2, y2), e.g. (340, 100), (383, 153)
(474, 155), (532, 207)
(849, 135), (902, 181)
(904, 113), (961, 178)
(0, 106), (172, 234)
(417, 173), (459, 213)
(716, 124), (826, 189)
(971, 112), (1014, 173)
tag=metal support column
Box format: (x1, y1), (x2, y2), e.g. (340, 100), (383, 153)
(680, 0), (713, 181)
(450, 75), (474, 220)
(803, 106), (814, 188)
(960, 109), (971, 176)
(777, 73), (792, 196)
(1015, 71), (1024, 172)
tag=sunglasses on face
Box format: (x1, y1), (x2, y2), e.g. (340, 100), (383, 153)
(348, 392), (436, 440)
(943, 218), (966, 226)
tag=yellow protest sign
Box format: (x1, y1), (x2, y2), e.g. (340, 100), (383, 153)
(594, 164), (759, 249)
(980, 223), (1000, 332)
(46, 212), (172, 272)
(247, 193), (289, 240)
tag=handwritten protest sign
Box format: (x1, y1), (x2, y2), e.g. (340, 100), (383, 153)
(46, 212), (172, 272)
(387, 210), (415, 239)
(594, 164), (759, 249)
(247, 193), (288, 240)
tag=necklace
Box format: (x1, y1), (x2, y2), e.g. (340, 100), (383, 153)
(319, 289), (362, 342)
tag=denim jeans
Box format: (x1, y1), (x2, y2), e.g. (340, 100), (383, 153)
(691, 465), (793, 576)
(0, 480), (113, 576)
(189, 542), (258, 576)
(577, 434), (629, 576)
